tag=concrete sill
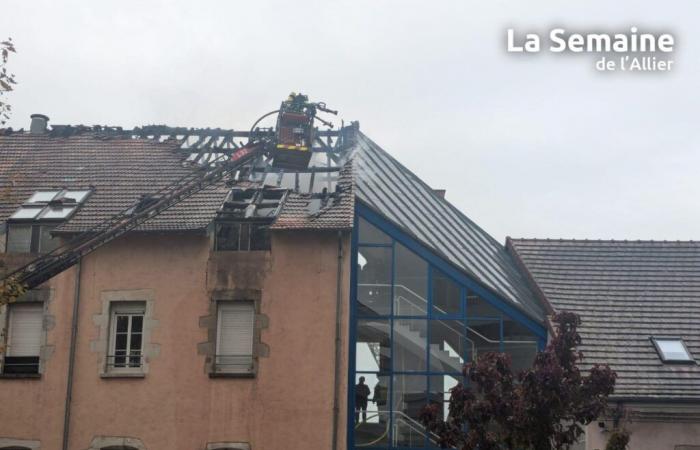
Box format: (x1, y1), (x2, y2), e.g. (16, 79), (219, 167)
(209, 372), (256, 379)
(0, 373), (41, 379)
(100, 372), (146, 379)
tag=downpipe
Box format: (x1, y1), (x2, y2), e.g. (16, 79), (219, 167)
(62, 258), (82, 450)
(332, 231), (344, 450)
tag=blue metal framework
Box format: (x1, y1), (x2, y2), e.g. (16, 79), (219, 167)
(348, 202), (547, 450)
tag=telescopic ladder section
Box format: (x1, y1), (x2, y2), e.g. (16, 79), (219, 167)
(4, 143), (264, 290)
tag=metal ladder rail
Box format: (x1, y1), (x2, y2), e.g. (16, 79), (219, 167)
(5, 143), (264, 289)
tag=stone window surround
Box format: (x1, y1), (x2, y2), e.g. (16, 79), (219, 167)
(91, 289), (159, 378)
(206, 442), (251, 450)
(198, 288), (269, 377)
(85, 435), (146, 450)
(0, 436), (41, 449)
(0, 288), (54, 378)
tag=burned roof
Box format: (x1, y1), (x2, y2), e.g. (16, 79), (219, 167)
(0, 129), (352, 234)
(508, 238), (700, 401)
(351, 132), (545, 322)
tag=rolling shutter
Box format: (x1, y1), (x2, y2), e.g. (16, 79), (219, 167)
(217, 302), (254, 356)
(7, 303), (43, 356)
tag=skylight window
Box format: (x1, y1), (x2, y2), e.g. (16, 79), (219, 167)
(651, 338), (695, 363)
(8, 189), (91, 223)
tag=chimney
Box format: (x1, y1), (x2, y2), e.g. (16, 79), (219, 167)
(30, 114), (49, 134)
(433, 189), (446, 199)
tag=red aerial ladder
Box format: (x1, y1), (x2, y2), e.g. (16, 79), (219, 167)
(1, 93), (337, 291)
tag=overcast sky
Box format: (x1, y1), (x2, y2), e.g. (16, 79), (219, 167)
(1, 1), (697, 242)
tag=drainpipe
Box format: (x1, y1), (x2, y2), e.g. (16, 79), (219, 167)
(62, 259), (82, 450)
(331, 231), (344, 450)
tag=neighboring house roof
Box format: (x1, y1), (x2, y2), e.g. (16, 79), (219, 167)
(351, 132), (545, 322)
(508, 238), (700, 402)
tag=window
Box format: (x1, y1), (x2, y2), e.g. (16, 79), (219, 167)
(107, 303), (145, 372)
(3, 303), (43, 375)
(215, 222), (271, 251)
(6, 188), (91, 254)
(651, 337), (695, 363)
(215, 302), (255, 374)
(6, 223), (58, 253)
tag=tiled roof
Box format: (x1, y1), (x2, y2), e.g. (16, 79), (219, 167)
(351, 132), (545, 322)
(0, 132), (353, 234)
(270, 161), (354, 230)
(508, 238), (700, 401)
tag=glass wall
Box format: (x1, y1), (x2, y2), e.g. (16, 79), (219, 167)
(352, 216), (541, 449)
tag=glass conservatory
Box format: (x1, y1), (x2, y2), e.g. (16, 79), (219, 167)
(349, 206), (547, 449)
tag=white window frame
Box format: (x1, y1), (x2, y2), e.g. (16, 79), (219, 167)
(215, 301), (255, 374)
(107, 302), (146, 373)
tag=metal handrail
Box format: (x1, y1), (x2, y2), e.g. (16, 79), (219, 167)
(354, 410), (443, 448)
(359, 283), (538, 345)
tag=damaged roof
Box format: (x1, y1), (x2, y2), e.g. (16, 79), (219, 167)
(0, 131), (352, 233)
(351, 132), (545, 322)
(509, 238), (700, 401)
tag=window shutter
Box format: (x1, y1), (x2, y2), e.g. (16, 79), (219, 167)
(7, 303), (43, 356)
(217, 302), (254, 358)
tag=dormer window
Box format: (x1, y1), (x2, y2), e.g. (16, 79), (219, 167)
(5, 189), (91, 254)
(651, 338), (695, 363)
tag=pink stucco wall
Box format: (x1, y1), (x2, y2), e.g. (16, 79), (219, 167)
(0, 230), (351, 450)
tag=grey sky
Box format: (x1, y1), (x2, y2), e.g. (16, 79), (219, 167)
(2, 0), (697, 242)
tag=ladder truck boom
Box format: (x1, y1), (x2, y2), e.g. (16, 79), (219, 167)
(1, 93), (336, 293)
(4, 142), (264, 290)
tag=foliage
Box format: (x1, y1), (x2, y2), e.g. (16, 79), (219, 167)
(605, 429), (630, 450)
(420, 312), (617, 450)
(0, 37), (17, 126)
(0, 275), (27, 307)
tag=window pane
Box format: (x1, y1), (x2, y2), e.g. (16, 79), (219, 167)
(655, 339), (693, 361)
(432, 269), (461, 315)
(216, 223), (241, 251)
(392, 374), (428, 448)
(429, 374), (462, 421)
(38, 206), (75, 220)
(429, 320), (466, 373)
(358, 217), (391, 244)
(131, 315), (143, 333)
(115, 333), (128, 351)
(39, 225), (59, 253)
(393, 319), (427, 372)
(6, 224), (32, 253)
(467, 318), (501, 363)
(239, 223), (251, 251)
(63, 190), (90, 203)
(467, 293), (502, 318)
(357, 247), (392, 316)
(129, 333), (143, 352)
(356, 319), (391, 372)
(116, 315), (129, 333)
(10, 206), (43, 219)
(27, 191), (59, 203)
(250, 223), (271, 250)
(394, 244), (428, 316)
(503, 318), (539, 372)
(354, 374), (390, 446)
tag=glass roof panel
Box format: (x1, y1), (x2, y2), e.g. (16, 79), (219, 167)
(653, 338), (693, 362)
(27, 191), (59, 203)
(63, 190), (90, 203)
(38, 206), (76, 220)
(10, 206), (43, 220)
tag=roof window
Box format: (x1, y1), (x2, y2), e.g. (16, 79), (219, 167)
(651, 338), (695, 363)
(9, 189), (91, 222)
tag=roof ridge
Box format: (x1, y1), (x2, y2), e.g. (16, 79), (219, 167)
(509, 237), (697, 244)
